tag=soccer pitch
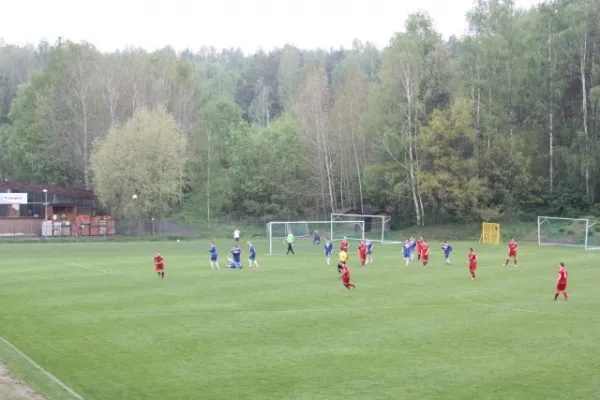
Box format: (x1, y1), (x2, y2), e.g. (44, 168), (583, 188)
(1, 239), (600, 400)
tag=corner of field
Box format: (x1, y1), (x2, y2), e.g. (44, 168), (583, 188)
(0, 336), (83, 400)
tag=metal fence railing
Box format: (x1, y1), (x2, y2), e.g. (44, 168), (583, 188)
(0, 214), (370, 240)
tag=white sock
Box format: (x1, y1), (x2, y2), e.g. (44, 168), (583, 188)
(216, 262), (220, 269)
(327, 257), (330, 265)
(210, 261), (214, 269)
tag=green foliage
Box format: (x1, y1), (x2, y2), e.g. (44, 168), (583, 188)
(226, 114), (311, 216)
(0, 74), (75, 185)
(5, 1), (600, 223)
(90, 107), (190, 218)
(419, 99), (486, 220)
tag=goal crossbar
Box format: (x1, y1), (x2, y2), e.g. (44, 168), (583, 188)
(330, 213), (391, 243)
(537, 216), (599, 250)
(266, 220), (365, 255)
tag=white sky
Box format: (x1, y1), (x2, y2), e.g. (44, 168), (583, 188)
(3, 0), (542, 53)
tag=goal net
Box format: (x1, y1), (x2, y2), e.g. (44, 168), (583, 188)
(266, 220), (365, 255)
(537, 216), (599, 250)
(330, 213), (394, 243)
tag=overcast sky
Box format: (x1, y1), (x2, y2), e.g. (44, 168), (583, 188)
(4, 0), (542, 53)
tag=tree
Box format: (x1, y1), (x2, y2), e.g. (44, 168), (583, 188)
(191, 99), (244, 221)
(330, 68), (370, 211)
(294, 64), (336, 214)
(0, 74), (75, 185)
(419, 99), (487, 219)
(376, 20), (430, 226)
(277, 46), (303, 110)
(90, 107), (190, 218)
(36, 42), (105, 189)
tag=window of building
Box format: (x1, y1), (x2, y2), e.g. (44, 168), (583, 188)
(19, 204), (44, 218)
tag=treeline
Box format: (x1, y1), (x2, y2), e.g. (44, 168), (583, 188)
(1, 0), (599, 226)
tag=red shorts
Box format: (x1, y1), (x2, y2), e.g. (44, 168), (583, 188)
(155, 264), (164, 271)
(342, 276), (350, 284)
(469, 264), (477, 270)
(556, 282), (567, 291)
(508, 251), (516, 258)
(421, 254), (429, 261)
(360, 253), (366, 260)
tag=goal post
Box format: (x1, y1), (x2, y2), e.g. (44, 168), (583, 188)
(537, 216), (599, 250)
(266, 220), (365, 255)
(479, 222), (501, 244)
(330, 213), (391, 243)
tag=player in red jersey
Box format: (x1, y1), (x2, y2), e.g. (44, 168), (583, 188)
(505, 238), (518, 267)
(468, 248), (477, 280)
(154, 252), (164, 278)
(554, 262), (568, 301)
(420, 240), (430, 267)
(416, 236), (424, 260)
(358, 240), (367, 266)
(338, 261), (356, 290)
(340, 237), (349, 252)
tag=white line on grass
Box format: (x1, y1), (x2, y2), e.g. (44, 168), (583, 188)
(106, 303), (454, 318)
(55, 260), (110, 274)
(0, 335), (84, 399)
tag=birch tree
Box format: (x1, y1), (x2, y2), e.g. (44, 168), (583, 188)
(377, 30), (425, 225)
(37, 42), (105, 189)
(294, 65), (336, 214)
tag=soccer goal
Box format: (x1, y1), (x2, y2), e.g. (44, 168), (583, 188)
(266, 220), (365, 255)
(537, 216), (600, 250)
(330, 213), (393, 243)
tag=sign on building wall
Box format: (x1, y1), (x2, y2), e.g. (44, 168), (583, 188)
(0, 193), (28, 204)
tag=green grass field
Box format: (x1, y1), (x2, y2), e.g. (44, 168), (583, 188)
(1, 238), (600, 400)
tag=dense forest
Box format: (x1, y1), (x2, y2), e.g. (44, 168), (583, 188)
(1, 0), (599, 226)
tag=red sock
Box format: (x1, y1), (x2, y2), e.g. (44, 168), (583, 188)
(470, 270), (475, 278)
(563, 292), (568, 300)
(554, 292), (559, 300)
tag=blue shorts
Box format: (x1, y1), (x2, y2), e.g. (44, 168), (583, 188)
(325, 250), (332, 256)
(234, 237), (239, 243)
(211, 255), (218, 261)
(249, 255), (256, 261)
(367, 250), (372, 255)
(444, 253), (451, 258)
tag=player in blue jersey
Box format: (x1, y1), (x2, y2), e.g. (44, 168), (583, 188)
(441, 240), (453, 265)
(403, 239), (412, 267)
(409, 236), (417, 260)
(227, 244), (243, 269)
(247, 241), (259, 268)
(366, 237), (374, 264)
(324, 237), (333, 265)
(209, 240), (220, 270)
(313, 231), (321, 245)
